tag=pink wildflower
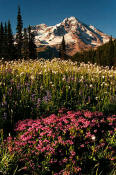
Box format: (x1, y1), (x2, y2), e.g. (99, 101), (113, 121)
(84, 111), (93, 118)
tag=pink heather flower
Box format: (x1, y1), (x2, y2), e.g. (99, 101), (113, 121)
(85, 141), (89, 144)
(107, 117), (114, 122)
(85, 131), (92, 138)
(70, 118), (77, 123)
(66, 140), (74, 145)
(39, 131), (46, 136)
(22, 167), (28, 170)
(74, 166), (81, 173)
(69, 156), (73, 159)
(100, 143), (105, 147)
(8, 109), (116, 174)
(78, 117), (86, 123)
(91, 119), (97, 123)
(20, 135), (32, 141)
(70, 135), (75, 139)
(110, 158), (115, 161)
(63, 119), (69, 124)
(50, 159), (54, 164)
(58, 109), (63, 113)
(7, 136), (12, 143)
(100, 119), (105, 123)
(93, 111), (103, 116)
(38, 140), (43, 146)
(72, 160), (76, 164)
(75, 111), (82, 116)
(67, 111), (73, 115)
(94, 129), (97, 133)
(80, 144), (84, 148)
(62, 158), (68, 163)
(110, 131), (113, 135)
(41, 147), (46, 152)
(43, 139), (50, 143)
(47, 131), (53, 137)
(58, 136), (63, 143)
(63, 170), (70, 175)
(52, 140), (58, 147)
(70, 150), (76, 156)
(8, 145), (12, 152)
(83, 120), (90, 128)
(84, 111), (93, 118)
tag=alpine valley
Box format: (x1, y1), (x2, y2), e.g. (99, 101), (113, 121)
(31, 16), (110, 57)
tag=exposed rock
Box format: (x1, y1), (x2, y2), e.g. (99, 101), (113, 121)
(31, 16), (111, 56)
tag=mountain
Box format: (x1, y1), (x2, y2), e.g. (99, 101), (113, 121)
(31, 16), (110, 57)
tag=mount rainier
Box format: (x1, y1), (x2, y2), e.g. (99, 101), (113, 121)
(31, 16), (110, 56)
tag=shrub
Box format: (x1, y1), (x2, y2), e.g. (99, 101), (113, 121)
(6, 110), (116, 175)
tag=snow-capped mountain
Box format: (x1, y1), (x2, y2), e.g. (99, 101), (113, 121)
(31, 16), (110, 56)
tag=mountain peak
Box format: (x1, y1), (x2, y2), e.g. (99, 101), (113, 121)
(62, 16), (79, 25)
(32, 16), (110, 56)
(64, 16), (77, 21)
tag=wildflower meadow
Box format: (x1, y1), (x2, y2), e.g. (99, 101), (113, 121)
(0, 58), (116, 175)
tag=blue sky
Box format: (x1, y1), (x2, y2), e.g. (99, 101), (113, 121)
(0, 0), (116, 37)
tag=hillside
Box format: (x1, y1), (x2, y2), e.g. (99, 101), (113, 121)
(30, 16), (110, 56)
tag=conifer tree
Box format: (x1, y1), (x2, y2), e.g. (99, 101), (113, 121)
(108, 36), (114, 67)
(22, 28), (29, 59)
(16, 6), (23, 59)
(0, 22), (4, 58)
(0, 23), (2, 58)
(59, 36), (66, 59)
(3, 22), (8, 59)
(113, 39), (116, 66)
(7, 20), (16, 60)
(28, 25), (37, 59)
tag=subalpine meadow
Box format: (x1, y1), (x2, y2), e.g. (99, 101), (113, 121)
(0, 58), (116, 175)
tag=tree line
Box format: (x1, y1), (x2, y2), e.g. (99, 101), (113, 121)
(0, 6), (37, 60)
(72, 37), (116, 67)
(59, 36), (116, 67)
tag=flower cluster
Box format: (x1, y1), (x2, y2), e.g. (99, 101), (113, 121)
(0, 59), (116, 134)
(6, 110), (116, 175)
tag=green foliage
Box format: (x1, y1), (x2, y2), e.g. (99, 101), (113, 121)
(72, 37), (116, 67)
(0, 22), (5, 58)
(59, 36), (68, 60)
(4, 111), (115, 175)
(28, 25), (37, 59)
(0, 59), (116, 133)
(7, 20), (16, 60)
(16, 6), (23, 59)
(22, 28), (29, 59)
(0, 130), (18, 175)
(0, 21), (15, 60)
(0, 7), (37, 61)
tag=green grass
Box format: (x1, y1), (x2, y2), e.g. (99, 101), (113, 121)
(0, 59), (116, 133)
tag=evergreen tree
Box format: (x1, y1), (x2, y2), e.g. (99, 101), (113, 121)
(108, 36), (114, 67)
(59, 36), (66, 59)
(3, 22), (8, 59)
(16, 6), (23, 59)
(22, 28), (29, 59)
(28, 25), (37, 59)
(0, 22), (4, 58)
(72, 37), (116, 68)
(7, 20), (16, 60)
(113, 39), (116, 66)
